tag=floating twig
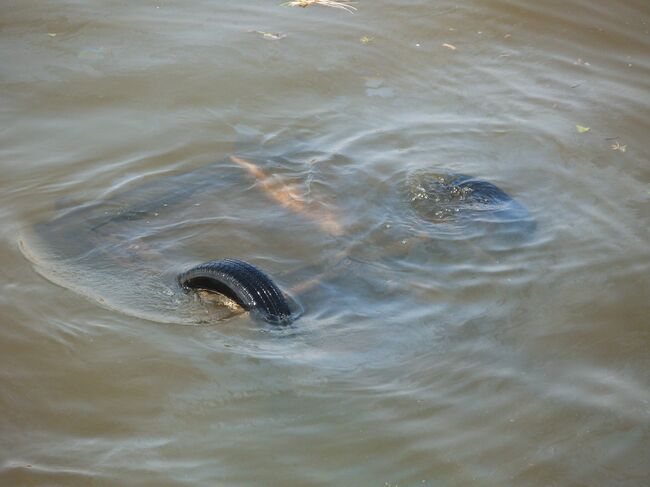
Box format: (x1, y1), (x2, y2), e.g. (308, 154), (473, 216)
(281, 0), (357, 14)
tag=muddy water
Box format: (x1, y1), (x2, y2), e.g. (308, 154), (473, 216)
(1, 0), (649, 485)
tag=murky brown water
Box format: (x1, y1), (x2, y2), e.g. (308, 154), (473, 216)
(2, 0), (649, 485)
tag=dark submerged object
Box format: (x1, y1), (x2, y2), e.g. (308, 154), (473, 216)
(406, 171), (535, 240)
(178, 258), (292, 325)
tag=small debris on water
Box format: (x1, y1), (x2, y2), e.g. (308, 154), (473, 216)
(610, 141), (627, 152)
(576, 125), (590, 133)
(442, 43), (457, 50)
(281, 0), (357, 13)
(360, 36), (374, 44)
(47, 33), (57, 37)
(251, 30), (286, 40)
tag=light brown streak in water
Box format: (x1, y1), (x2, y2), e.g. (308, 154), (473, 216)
(230, 155), (343, 236)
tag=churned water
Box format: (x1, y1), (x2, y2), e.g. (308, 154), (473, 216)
(1, 0), (649, 485)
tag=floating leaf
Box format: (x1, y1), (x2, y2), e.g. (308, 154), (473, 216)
(576, 125), (590, 133)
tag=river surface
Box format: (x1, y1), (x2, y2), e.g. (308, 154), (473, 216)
(1, 1), (649, 485)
